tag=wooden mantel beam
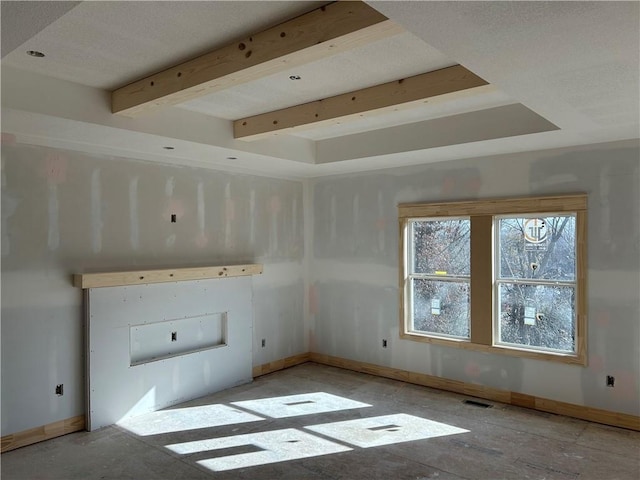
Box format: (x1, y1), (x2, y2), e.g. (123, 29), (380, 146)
(73, 264), (263, 289)
(233, 65), (490, 140)
(112, 1), (403, 117)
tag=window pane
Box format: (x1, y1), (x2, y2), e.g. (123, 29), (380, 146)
(498, 283), (575, 352)
(412, 219), (470, 276)
(498, 215), (576, 281)
(411, 279), (470, 338)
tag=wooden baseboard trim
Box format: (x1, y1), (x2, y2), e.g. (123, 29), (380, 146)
(2, 354), (309, 453)
(309, 352), (640, 431)
(3, 353), (635, 454)
(252, 352), (311, 378)
(1, 415), (85, 453)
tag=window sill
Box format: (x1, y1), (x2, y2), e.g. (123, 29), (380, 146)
(400, 331), (586, 365)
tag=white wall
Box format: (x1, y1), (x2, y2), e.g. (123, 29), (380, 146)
(309, 139), (640, 417)
(1, 142), (306, 436)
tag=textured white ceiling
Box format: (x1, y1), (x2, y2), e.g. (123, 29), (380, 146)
(1, 1), (326, 89)
(0, 1), (80, 58)
(372, 0), (640, 133)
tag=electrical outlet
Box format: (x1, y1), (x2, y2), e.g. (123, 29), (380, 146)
(261, 338), (266, 348)
(606, 375), (615, 387)
(55, 384), (64, 396)
(382, 339), (388, 348)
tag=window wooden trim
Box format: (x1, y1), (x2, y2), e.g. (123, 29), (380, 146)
(398, 194), (587, 365)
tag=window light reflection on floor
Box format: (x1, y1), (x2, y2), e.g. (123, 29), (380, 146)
(160, 392), (470, 473)
(166, 428), (352, 472)
(231, 391), (371, 418)
(305, 413), (469, 448)
(117, 403), (264, 436)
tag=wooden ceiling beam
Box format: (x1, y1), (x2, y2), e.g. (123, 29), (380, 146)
(111, 1), (402, 117)
(233, 65), (489, 140)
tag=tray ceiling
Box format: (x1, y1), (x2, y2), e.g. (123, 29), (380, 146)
(1, 1), (638, 178)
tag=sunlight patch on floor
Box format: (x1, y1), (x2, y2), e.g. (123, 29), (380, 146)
(231, 391), (371, 418)
(166, 428), (352, 471)
(305, 413), (469, 448)
(160, 393), (470, 472)
(117, 403), (264, 436)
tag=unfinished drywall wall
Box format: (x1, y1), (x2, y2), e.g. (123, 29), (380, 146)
(87, 277), (253, 431)
(1, 141), (305, 436)
(310, 139), (640, 417)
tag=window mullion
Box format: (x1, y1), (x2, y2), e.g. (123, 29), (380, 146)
(470, 215), (493, 346)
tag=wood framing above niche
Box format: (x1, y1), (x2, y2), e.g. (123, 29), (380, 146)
(74, 264), (263, 289)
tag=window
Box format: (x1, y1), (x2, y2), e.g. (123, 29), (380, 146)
(496, 215), (577, 352)
(399, 195), (587, 364)
(408, 218), (471, 339)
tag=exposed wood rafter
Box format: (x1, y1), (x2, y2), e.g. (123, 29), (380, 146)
(111, 1), (403, 117)
(233, 65), (489, 140)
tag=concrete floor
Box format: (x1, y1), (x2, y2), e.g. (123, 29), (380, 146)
(2, 363), (639, 479)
